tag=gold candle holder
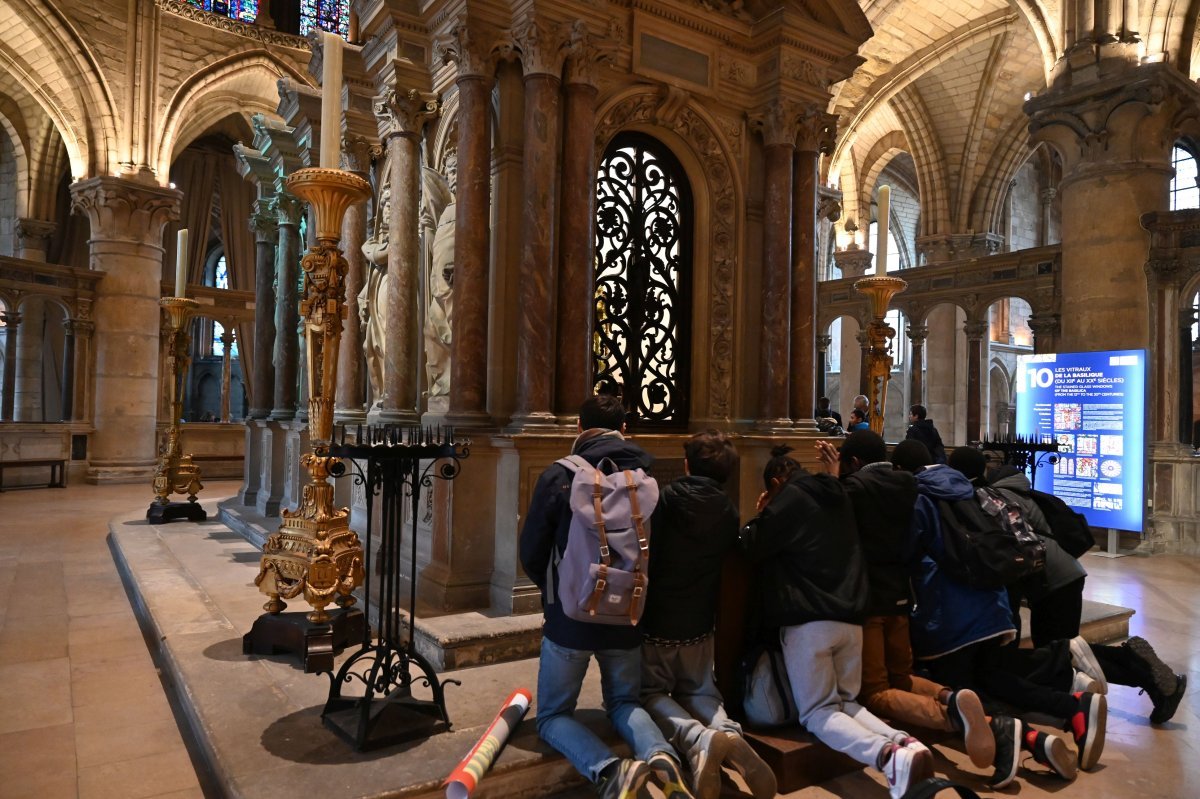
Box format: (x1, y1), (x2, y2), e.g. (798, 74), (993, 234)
(255, 167), (371, 624)
(148, 297), (207, 524)
(853, 276), (908, 438)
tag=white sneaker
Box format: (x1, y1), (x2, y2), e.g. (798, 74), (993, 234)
(1069, 636), (1108, 695)
(884, 742), (934, 799)
(686, 730), (730, 799)
(1072, 668), (1102, 695)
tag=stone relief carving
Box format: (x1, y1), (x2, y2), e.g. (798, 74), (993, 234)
(781, 55), (829, 88)
(421, 153), (457, 400)
(359, 180), (390, 407)
(595, 91), (738, 417)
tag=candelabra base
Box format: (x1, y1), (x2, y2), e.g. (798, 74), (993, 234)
(242, 606), (365, 674)
(146, 500), (208, 525)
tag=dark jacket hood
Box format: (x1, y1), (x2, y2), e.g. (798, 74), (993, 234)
(915, 465), (975, 502)
(573, 430), (654, 471)
(990, 471), (1032, 492)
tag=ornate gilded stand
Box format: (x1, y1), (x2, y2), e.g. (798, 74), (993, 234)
(148, 297), (207, 525)
(243, 167), (371, 670)
(853, 276), (908, 439)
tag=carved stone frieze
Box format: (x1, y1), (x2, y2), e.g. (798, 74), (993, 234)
(563, 20), (618, 86)
(781, 55), (829, 89)
(154, 0), (310, 50)
(719, 56), (753, 87)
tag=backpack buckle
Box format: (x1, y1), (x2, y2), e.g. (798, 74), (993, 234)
(595, 577), (607, 593)
(599, 545), (610, 558)
(632, 585), (643, 598)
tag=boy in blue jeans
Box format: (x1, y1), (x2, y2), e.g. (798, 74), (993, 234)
(519, 394), (694, 799)
(639, 431), (776, 799)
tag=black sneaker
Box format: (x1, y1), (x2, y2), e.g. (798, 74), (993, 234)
(988, 715), (1021, 789)
(1068, 691), (1106, 771)
(647, 753), (697, 799)
(1125, 636), (1187, 724)
(596, 759), (653, 799)
(947, 688), (994, 768)
(1022, 728), (1077, 780)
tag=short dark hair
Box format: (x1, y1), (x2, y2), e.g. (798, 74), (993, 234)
(849, 408), (866, 423)
(762, 444), (803, 489)
(817, 396), (831, 406)
(948, 446), (988, 484)
(840, 430), (888, 466)
(891, 439), (933, 473)
(684, 430), (738, 483)
(579, 393), (626, 431)
(910, 404), (928, 420)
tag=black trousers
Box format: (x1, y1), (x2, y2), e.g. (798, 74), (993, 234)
(927, 638), (1078, 722)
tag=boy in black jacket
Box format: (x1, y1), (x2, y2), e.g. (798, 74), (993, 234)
(741, 446), (933, 799)
(640, 431), (775, 799)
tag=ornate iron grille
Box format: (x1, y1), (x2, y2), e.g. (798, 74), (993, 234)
(594, 133), (693, 428)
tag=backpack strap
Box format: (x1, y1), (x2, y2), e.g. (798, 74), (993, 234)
(624, 470), (649, 624)
(585, 469), (612, 617)
(547, 455), (592, 605)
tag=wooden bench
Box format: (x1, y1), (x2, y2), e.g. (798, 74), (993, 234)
(0, 458), (67, 491)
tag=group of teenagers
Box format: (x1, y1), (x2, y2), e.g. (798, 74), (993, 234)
(518, 393), (1187, 799)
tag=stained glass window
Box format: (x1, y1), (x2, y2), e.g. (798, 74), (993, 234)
(185, 0), (258, 24)
(300, 0), (350, 38)
(214, 255), (230, 290)
(212, 321), (239, 359)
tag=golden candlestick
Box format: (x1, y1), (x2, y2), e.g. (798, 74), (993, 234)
(148, 297), (206, 524)
(853, 276), (908, 439)
(255, 167), (371, 624)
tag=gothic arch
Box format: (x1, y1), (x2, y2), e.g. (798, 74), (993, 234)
(971, 117), (1041, 236)
(594, 86), (744, 422)
(892, 86), (951, 237)
(154, 51), (311, 178)
(858, 131), (910, 228)
(0, 99), (29, 219)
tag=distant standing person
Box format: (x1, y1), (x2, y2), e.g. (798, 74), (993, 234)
(814, 396), (842, 427)
(905, 405), (946, 464)
(853, 394), (871, 423)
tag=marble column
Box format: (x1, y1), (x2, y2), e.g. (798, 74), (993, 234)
(964, 320), (988, 443)
(220, 328), (234, 423)
(61, 320), (76, 420)
(511, 19), (567, 430)
(907, 323), (928, 407)
(755, 101), (796, 429)
(336, 136), (375, 423)
(271, 192), (302, 420)
(1180, 307), (1194, 446)
(14, 218), (56, 262)
(554, 44), (600, 420)
(815, 334), (832, 402)
(1, 310), (19, 420)
(856, 329), (871, 396)
(439, 24), (495, 426)
(790, 147), (818, 427)
(249, 207), (278, 419)
(70, 177), (181, 483)
(12, 299), (42, 421)
(376, 92), (438, 423)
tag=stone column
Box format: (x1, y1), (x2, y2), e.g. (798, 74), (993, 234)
(336, 135), (375, 423)
(1, 310), (19, 420)
(12, 298), (44, 421)
(61, 320), (76, 420)
(964, 320), (988, 444)
(1180, 307), (1195, 446)
(439, 23), (495, 426)
(70, 176), (181, 483)
(220, 328), (234, 423)
(815, 334), (832, 403)
(1028, 314), (1060, 354)
(1039, 188), (1057, 247)
(907, 323), (928, 407)
(554, 36), (601, 420)
(753, 101), (797, 429)
(790, 111), (835, 427)
(376, 92), (438, 423)
(856, 328), (870, 396)
(14, 219), (56, 262)
(271, 192), (303, 420)
(249, 206), (278, 419)
(511, 19), (567, 430)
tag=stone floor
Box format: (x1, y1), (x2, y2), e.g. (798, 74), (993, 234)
(1, 480), (1198, 798)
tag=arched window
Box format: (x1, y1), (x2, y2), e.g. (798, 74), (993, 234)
(1170, 146), (1199, 210)
(185, 0), (258, 23)
(301, 0), (350, 37)
(594, 133), (693, 428)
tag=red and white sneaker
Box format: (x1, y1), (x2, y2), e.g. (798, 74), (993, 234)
(1069, 691), (1107, 771)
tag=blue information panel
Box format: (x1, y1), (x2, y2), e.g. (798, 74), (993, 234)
(1015, 350), (1145, 533)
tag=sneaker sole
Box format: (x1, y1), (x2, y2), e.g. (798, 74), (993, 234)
(1070, 637), (1109, 695)
(723, 733), (778, 799)
(908, 745), (936, 788)
(1126, 636), (1177, 696)
(1042, 735), (1078, 780)
(1072, 670), (1102, 695)
(1150, 672), (1187, 725)
(1079, 693), (1107, 771)
(955, 690), (995, 768)
(990, 718), (1022, 789)
(692, 733), (731, 799)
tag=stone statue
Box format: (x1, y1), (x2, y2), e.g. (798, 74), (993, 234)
(359, 183), (390, 407)
(422, 154), (456, 399)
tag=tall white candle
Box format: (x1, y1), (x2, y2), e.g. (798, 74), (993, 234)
(320, 31), (344, 169)
(175, 228), (188, 298)
(876, 184), (890, 274)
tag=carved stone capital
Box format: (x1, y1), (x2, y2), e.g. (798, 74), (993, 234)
(373, 89), (440, 142)
(749, 100), (801, 148)
(69, 177), (182, 246)
(833, 248), (874, 278)
(14, 218), (56, 244)
(69, 319), (95, 337)
(275, 192), (304, 226)
(1144, 257), (1184, 287)
(906, 323), (929, 344)
(817, 193), (843, 223)
(251, 207), (280, 243)
(855, 329), (870, 347)
(963, 320), (989, 340)
(1027, 314), (1060, 337)
(435, 19), (501, 80)
(815, 334), (833, 352)
(514, 16), (571, 78)
(0, 310), (22, 328)
(563, 19), (616, 86)
(796, 109), (838, 154)
(341, 134), (380, 174)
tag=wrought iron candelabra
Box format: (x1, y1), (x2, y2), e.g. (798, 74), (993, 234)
(322, 424), (469, 751)
(148, 297), (206, 524)
(854, 275), (908, 439)
(980, 434), (1061, 486)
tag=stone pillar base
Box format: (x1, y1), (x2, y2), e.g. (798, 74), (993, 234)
(85, 464), (157, 484)
(376, 409), (421, 425)
(418, 562), (493, 613)
(507, 412), (570, 434)
(279, 420), (310, 514)
(237, 421), (266, 506)
(255, 421), (287, 518)
(754, 418), (795, 434)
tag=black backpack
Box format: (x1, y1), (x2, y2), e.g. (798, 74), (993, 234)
(903, 778), (982, 799)
(935, 487), (1046, 590)
(1017, 488), (1096, 558)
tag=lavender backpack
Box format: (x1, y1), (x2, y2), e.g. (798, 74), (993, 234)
(548, 455), (659, 626)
